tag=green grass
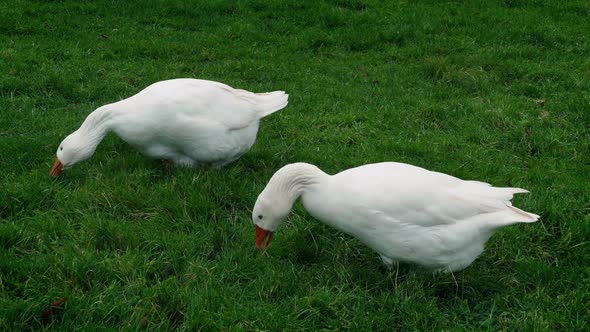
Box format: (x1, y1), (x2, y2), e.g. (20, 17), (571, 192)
(1, 0), (589, 330)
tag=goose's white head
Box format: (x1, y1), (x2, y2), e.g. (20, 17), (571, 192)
(252, 188), (294, 250)
(50, 131), (96, 176)
(251, 163), (325, 249)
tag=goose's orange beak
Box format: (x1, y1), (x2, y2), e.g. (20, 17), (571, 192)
(50, 158), (64, 177)
(256, 225), (273, 250)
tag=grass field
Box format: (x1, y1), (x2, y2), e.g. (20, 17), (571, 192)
(1, 0), (589, 330)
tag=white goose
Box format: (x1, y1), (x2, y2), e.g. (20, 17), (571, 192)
(252, 162), (539, 272)
(50, 79), (288, 176)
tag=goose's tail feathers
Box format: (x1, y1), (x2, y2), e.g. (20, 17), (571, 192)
(486, 187), (540, 225)
(504, 205), (540, 223)
(255, 91), (289, 118)
(456, 183), (540, 228)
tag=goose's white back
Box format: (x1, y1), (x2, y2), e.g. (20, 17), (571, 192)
(269, 162), (540, 272)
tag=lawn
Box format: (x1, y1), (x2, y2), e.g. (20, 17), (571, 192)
(1, 0), (589, 330)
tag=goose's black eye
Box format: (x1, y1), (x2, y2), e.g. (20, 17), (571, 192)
(60, 146), (63, 151)
(258, 215), (263, 220)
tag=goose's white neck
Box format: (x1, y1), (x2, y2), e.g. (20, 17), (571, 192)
(265, 163), (327, 203)
(76, 105), (117, 147)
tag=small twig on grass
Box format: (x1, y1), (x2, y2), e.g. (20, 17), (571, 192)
(40, 297), (67, 323)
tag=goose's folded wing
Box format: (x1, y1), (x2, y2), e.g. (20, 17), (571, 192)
(188, 85), (261, 131)
(133, 80), (267, 131)
(368, 179), (536, 228)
